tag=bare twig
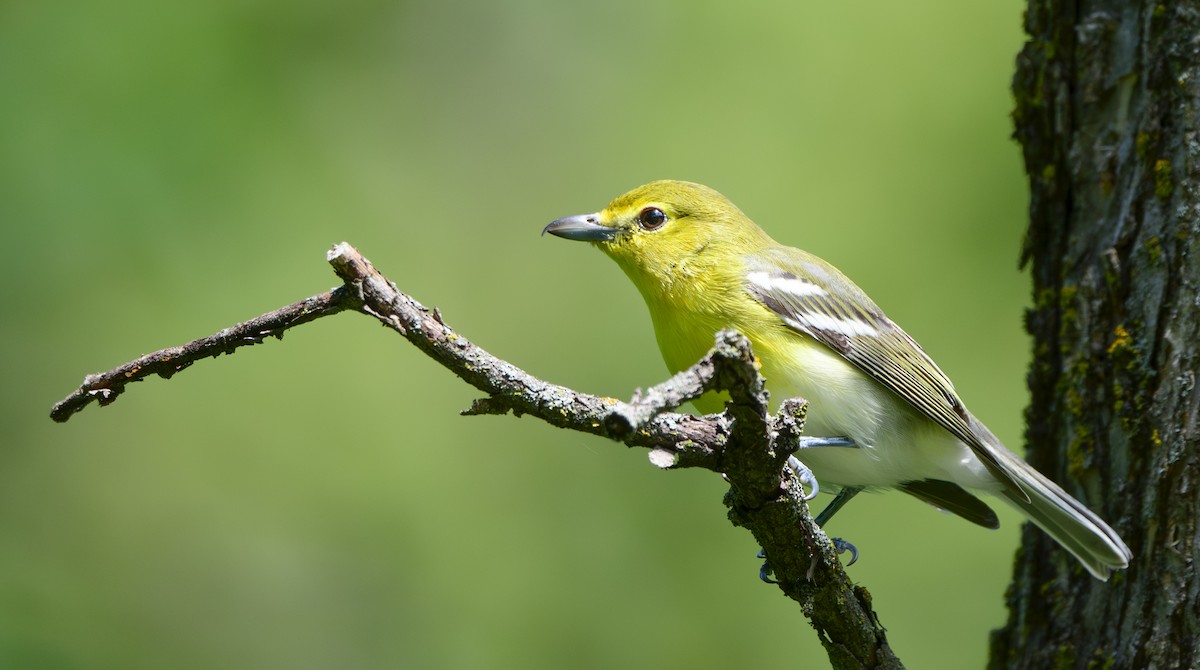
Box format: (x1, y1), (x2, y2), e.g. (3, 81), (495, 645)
(50, 242), (902, 669)
(50, 288), (357, 423)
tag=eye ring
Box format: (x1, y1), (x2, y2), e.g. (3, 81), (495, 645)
(637, 207), (668, 231)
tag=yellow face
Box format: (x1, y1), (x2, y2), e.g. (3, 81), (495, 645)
(580, 180), (773, 295)
(543, 180), (781, 378)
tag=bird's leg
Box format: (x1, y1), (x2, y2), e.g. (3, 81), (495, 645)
(795, 436), (856, 449)
(786, 436), (856, 500)
(814, 486), (861, 526)
(761, 446), (861, 582)
(814, 486), (863, 566)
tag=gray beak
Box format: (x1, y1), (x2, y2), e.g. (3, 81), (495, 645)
(541, 213), (618, 242)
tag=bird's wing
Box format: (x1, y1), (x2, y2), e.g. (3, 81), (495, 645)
(744, 248), (1025, 497)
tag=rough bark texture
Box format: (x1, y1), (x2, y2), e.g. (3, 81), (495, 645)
(991, 1), (1200, 668)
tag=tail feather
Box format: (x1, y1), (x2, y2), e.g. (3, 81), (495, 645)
(965, 414), (1131, 580)
(997, 458), (1132, 580)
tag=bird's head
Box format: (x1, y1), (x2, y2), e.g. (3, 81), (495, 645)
(543, 180), (773, 292)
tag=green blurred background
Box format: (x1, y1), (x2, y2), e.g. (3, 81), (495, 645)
(2, 0), (1031, 668)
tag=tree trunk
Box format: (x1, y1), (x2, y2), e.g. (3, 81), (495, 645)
(990, 1), (1200, 668)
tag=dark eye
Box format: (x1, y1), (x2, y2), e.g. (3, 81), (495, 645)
(637, 207), (668, 230)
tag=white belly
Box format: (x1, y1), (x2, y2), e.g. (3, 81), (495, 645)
(761, 338), (998, 491)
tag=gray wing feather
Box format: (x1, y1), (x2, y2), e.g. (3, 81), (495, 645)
(744, 250), (1025, 497)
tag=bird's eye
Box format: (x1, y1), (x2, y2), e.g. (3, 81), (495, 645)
(637, 207), (668, 230)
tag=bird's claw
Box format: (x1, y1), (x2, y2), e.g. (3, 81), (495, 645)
(785, 436), (855, 501)
(757, 550), (778, 584)
(786, 455), (820, 500)
(757, 537), (858, 584)
(763, 441), (861, 582)
(831, 537), (859, 566)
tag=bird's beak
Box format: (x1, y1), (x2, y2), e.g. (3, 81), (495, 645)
(541, 213), (618, 242)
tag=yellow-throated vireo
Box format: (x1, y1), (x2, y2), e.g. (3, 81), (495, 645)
(543, 179), (1131, 580)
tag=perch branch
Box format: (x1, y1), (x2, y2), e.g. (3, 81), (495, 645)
(51, 242), (901, 670)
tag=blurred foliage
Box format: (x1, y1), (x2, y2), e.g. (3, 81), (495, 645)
(2, 0), (1029, 668)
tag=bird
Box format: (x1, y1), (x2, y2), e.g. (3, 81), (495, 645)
(542, 179), (1132, 580)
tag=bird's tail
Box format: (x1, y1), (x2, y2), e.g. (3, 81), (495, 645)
(967, 415), (1131, 580)
(995, 453), (1132, 581)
